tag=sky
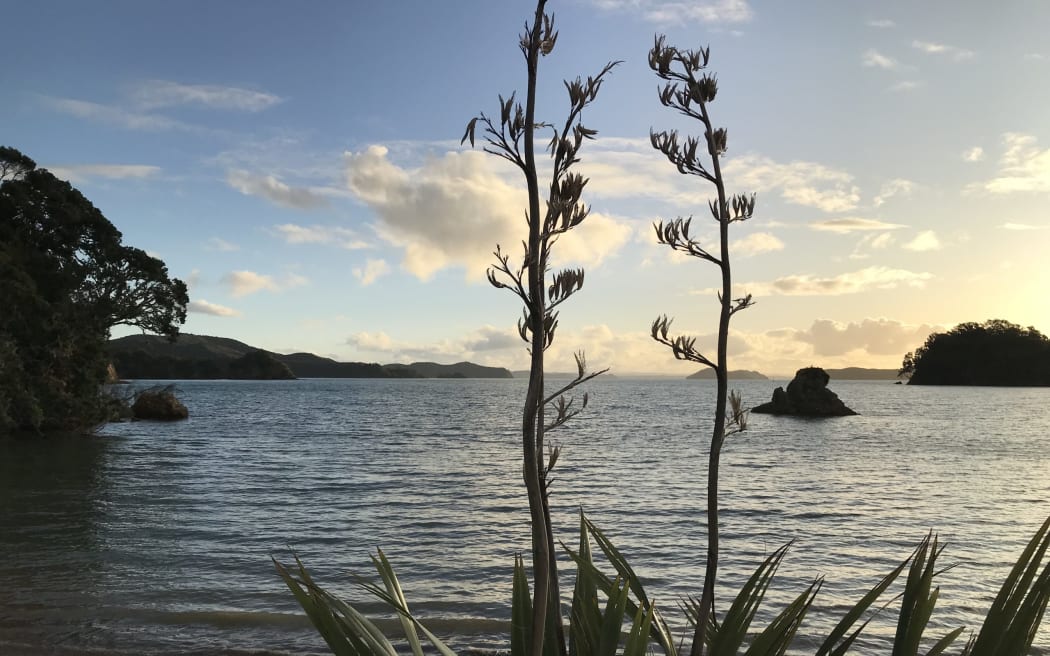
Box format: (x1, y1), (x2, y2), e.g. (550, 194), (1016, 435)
(4, 0), (1049, 377)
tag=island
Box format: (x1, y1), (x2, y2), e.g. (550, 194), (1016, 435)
(752, 367), (857, 416)
(900, 319), (1050, 386)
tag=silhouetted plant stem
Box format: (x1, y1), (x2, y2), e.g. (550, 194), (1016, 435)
(648, 36), (754, 656)
(463, 3), (614, 655)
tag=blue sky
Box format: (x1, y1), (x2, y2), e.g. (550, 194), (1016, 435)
(4, 0), (1049, 376)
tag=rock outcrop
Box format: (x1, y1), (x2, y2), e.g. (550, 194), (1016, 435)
(752, 367), (857, 416)
(132, 388), (189, 421)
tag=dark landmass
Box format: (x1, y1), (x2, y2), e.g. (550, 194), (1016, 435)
(511, 370), (617, 379)
(391, 361), (512, 379)
(687, 369), (768, 380)
(823, 367), (901, 381)
(752, 367), (857, 416)
(901, 319), (1050, 386)
(108, 334), (512, 380)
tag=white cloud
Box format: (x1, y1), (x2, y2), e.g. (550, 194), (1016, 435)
(222, 270), (308, 297)
(590, 0), (753, 23)
(273, 223), (371, 249)
(862, 49), (898, 70)
(227, 169), (328, 209)
(731, 232), (784, 256)
(1002, 222), (1047, 231)
(792, 318), (938, 357)
(981, 133), (1050, 194)
(344, 145), (632, 281)
(353, 258), (391, 286)
(849, 232), (897, 259)
(729, 266), (932, 296)
(872, 178), (915, 207)
(206, 237), (239, 252)
(902, 230), (941, 251)
(1025, 53), (1047, 62)
(810, 217), (906, 233)
(723, 154), (860, 212)
(963, 147), (985, 163)
(46, 163), (161, 183)
(912, 40), (975, 61)
(131, 80), (282, 112)
(866, 19), (895, 28)
(889, 80), (923, 93)
(42, 96), (194, 132)
(187, 300), (241, 317)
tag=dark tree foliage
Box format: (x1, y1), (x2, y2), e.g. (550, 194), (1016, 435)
(901, 319), (1050, 386)
(0, 146), (189, 434)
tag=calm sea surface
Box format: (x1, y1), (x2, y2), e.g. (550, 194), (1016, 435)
(1, 378), (1049, 655)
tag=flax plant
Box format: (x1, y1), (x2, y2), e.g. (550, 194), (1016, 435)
(462, 3), (614, 654)
(646, 35), (754, 656)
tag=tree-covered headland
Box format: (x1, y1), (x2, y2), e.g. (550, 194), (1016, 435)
(0, 146), (188, 435)
(901, 319), (1050, 386)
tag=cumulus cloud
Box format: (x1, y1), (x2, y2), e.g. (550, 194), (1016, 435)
(980, 133), (1050, 194)
(792, 318), (938, 357)
(273, 223), (371, 249)
(731, 232), (784, 256)
(131, 80), (282, 112)
(810, 217), (906, 233)
(344, 145), (632, 280)
(222, 270), (308, 297)
(963, 147), (985, 162)
(47, 163), (161, 183)
(1002, 222), (1047, 231)
(188, 300), (241, 317)
(353, 258), (391, 286)
(902, 230), (941, 251)
(912, 40), (975, 61)
(727, 266), (932, 296)
(589, 0), (753, 23)
(463, 326), (522, 352)
(722, 154), (860, 212)
(227, 170), (328, 209)
(873, 179), (915, 207)
(862, 49), (899, 70)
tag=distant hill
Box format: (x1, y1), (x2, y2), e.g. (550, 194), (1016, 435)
(109, 335), (295, 380)
(108, 334), (512, 380)
(392, 362), (512, 379)
(687, 369), (768, 380)
(824, 367), (901, 380)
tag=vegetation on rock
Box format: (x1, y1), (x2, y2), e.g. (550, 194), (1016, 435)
(1, 146), (187, 435)
(131, 387), (189, 421)
(751, 367), (857, 416)
(901, 319), (1050, 386)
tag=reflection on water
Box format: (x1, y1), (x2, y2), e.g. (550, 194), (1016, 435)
(1, 379), (1049, 654)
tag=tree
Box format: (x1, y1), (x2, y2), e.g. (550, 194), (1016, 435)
(901, 319), (1050, 386)
(0, 146), (189, 434)
(462, 6), (614, 654)
(647, 38), (754, 655)
(0, 147), (188, 340)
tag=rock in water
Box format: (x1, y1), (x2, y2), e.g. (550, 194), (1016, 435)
(132, 388), (189, 420)
(752, 367), (857, 416)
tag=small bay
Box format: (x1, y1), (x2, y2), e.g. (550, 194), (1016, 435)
(1, 378), (1048, 655)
